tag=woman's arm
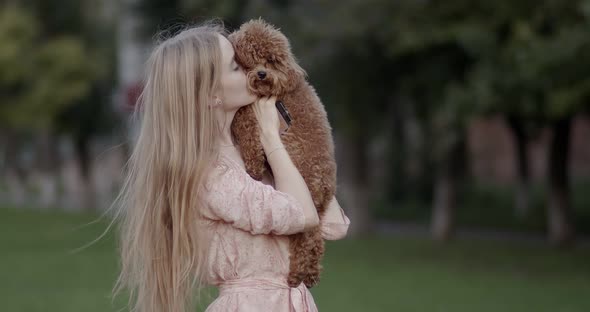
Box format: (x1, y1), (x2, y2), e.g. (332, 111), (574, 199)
(263, 134), (319, 231)
(202, 162), (307, 236)
(253, 95), (319, 232)
(320, 196), (350, 240)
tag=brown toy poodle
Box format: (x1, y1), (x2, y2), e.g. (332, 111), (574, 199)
(228, 18), (337, 288)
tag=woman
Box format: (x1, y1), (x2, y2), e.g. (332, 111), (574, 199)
(112, 21), (350, 312)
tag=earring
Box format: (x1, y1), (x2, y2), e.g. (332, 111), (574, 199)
(209, 97), (222, 109)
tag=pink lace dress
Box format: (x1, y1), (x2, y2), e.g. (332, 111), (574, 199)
(200, 152), (350, 312)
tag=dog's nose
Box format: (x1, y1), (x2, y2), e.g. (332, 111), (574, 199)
(257, 71), (267, 80)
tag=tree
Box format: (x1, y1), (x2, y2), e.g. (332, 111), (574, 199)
(0, 5), (101, 208)
(467, 0), (590, 245)
(380, 0), (498, 240)
(389, 0), (590, 244)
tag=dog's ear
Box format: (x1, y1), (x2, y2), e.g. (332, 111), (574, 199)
(283, 57), (306, 92)
(228, 30), (256, 69)
(238, 19), (293, 64)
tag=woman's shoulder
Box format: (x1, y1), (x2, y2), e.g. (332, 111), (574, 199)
(204, 154), (233, 188)
(206, 152), (253, 187)
(207, 151), (277, 188)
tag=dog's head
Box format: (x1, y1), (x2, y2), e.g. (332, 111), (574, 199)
(228, 18), (306, 96)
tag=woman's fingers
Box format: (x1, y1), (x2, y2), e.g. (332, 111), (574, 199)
(262, 95), (276, 107)
(253, 95), (280, 135)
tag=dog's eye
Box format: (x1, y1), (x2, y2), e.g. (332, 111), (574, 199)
(267, 55), (278, 64)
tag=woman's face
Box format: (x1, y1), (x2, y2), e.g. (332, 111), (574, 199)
(216, 34), (257, 110)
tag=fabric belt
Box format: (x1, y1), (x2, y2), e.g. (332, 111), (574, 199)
(219, 277), (310, 312)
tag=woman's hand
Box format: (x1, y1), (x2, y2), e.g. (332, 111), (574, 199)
(252, 95), (280, 139)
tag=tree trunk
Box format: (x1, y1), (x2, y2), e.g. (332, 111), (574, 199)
(547, 117), (575, 246)
(59, 135), (93, 211)
(35, 130), (60, 209)
(75, 133), (97, 211)
(506, 116), (531, 218)
(431, 172), (456, 241)
(390, 96), (407, 200)
(431, 136), (464, 242)
(1, 130), (28, 206)
(335, 130), (371, 237)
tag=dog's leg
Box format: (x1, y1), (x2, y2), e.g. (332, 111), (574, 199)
(302, 228), (325, 288)
(287, 233), (309, 287)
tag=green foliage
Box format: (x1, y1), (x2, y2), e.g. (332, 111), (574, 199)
(0, 6), (37, 121)
(461, 0), (590, 123)
(284, 0), (590, 135)
(22, 38), (98, 129)
(22, 0), (85, 36)
(136, 0), (251, 36)
(0, 6), (101, 131)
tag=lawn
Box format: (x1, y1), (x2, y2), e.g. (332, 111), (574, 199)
(1, 207), (589, 312)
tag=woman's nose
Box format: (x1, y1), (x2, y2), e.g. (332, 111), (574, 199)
(257, 71), (267, 80)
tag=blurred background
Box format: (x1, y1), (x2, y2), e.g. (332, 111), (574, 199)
(1, 0), (589, 311)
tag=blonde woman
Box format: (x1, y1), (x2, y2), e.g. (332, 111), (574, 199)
(112, 21), (350, 312)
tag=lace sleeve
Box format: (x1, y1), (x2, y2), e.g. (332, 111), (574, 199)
(202, 161), (306, 235)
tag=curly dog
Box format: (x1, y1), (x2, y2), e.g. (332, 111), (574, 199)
(228, 18), (337, 288)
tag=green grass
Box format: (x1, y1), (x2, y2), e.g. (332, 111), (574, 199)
(1, 207), (589, 312)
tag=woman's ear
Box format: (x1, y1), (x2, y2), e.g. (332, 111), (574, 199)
(212, 95), (223, 106)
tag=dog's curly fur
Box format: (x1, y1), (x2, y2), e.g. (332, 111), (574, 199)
(228, 19), (337, 288)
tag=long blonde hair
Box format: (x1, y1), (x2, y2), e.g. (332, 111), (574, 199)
(111, 21), (227, 312)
